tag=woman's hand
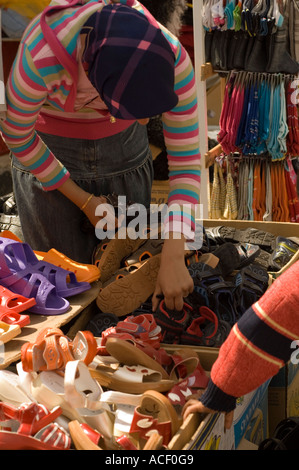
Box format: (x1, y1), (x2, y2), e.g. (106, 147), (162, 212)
(182, 399), (234, 430)
(58, 179), (119, 230)
(152, 234), (194, 311)
(82, 194), (119, 230)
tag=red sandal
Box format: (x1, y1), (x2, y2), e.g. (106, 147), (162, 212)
(0, 285), (36, 314)
(0, 401), (71, 450)
(0, 309), (30, 328)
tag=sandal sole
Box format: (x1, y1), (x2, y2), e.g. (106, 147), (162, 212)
(96, 229), (147, 283)
(89, 368), (174, 394)
(96, 254), (161, 316)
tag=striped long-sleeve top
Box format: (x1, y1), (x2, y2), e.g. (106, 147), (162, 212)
(0, 0), (201, 237)
(200, 260), (299, 412)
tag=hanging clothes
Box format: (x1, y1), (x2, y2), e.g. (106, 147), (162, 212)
(217, 71), (298, 160)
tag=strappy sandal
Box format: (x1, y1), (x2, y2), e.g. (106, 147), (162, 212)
(21, 327), (97, 372)
(0, 401), (71, 450)
(153, 300), (193, 344)
(100, 314), (162, 350)
(31, 360), (113, 439)
(180, 306), (231, 347)
(207, 281), (238, 326)
(233, 264), (269, 316)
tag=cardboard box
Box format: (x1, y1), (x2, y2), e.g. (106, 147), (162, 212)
(242, 384), (268, 447)
(268, 360), (299, 437)
(166, 347), (269, 450)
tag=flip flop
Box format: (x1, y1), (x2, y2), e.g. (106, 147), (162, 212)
(89, 363), (174, 394)
(0, 321), (21, 344)
(0, 237), (90, 299)
(0, 285), (36, 314)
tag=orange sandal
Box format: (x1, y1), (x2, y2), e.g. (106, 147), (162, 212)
(21, 328), (98, 372)
(34, 248), (100, 284)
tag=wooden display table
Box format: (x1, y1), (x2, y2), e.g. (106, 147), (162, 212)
(0, 281), (101, 370)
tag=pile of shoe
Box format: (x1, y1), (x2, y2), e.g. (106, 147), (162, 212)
(0, 230), (101, 349)
(93, 226), (164, 317)
(0, 319), (210, 450)
(91, 224), (299, 348)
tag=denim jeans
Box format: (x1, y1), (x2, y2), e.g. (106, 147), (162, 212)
(11, 122), (153, 263)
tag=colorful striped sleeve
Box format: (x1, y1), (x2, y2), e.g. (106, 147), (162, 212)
(199, 261), (299, 412)
(162, 42), (200, 239)
(0, 39), (70, 191)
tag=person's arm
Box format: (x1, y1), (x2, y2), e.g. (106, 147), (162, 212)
(183, 260), (299, 426)
(0, 41), (70, 190)
(0, 41), (115, 228)
(152, 40), (201, 310)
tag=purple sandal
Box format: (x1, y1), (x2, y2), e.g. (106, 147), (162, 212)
(0, 238), (71, 315)
(0, 238), (90, 298)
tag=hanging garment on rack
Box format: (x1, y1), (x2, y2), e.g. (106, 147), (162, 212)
(217, 72), (298, 160)
(286, 79), (299, 155)
(203, 0), (299, 74)
(247, 159), (254, 220)
(209, 154), (299, 223)
(223, 158), (238, 219)
(289, 0), (299, 63)
(285, 157), (299, 222)
(263, 160), (272, 221)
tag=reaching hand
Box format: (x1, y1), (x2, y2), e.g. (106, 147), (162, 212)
(182, 399), (234, 430)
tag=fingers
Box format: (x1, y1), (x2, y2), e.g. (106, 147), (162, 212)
(182, 399), (212, 421)
(152, 286), (163, 312)
(224, 411), (234, 430)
